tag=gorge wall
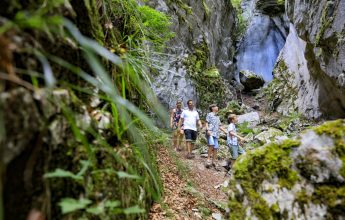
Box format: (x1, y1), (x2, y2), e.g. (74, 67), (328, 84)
(145, 0), (237, 110)
(235, 0), (289, 82)
(271, 0), (345, 119)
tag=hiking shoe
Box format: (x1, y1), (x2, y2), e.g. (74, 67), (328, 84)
(205, 159), (212, 168)
(175, 147), (182, 152)
(186, 153), (195, 159)
(213, 163), (221, 172)
(223, 165), (231, 171)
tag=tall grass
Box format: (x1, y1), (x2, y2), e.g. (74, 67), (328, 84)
(0, 0), (173, 218)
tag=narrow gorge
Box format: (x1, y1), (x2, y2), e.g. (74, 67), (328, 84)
(0, 0), (344, 219)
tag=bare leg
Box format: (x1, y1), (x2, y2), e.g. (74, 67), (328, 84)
(186, 141), (191, 156)
(229, 159), (236, 168)
(207, 146), (213, 160)
(188, 142), (192, 154)
(172, 132), (177, 149)
(213, 149), (217, 163)
(177, 132), (183, 150)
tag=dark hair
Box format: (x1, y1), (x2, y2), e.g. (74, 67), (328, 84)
(187, 100), (193, 105)
(209, 104), (217, 112)
(227, 114), (236, 124)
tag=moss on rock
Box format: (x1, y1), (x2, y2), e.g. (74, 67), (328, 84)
(183, 40), (234, 115)
(228, 120), (345, 219)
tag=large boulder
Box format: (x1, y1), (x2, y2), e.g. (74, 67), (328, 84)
(254, 127), (283, 144)
(228, 120), (345, 219)
(237, 111), (261, 127)
(239, 70), (265, 91)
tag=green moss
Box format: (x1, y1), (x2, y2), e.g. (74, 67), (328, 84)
(202, 67), (220, 78)
(229, 198), (246, 220)
(228, 139), (300, 218)
(314, 120), (345, 178)
(295, 189), (310, 208)
(312, 185), (345, 216)
(264, 59), (298, 113)
(270, 203), (280, 213)
(277, 0), (284, 6)
(218, 100), (244, 121)
(168, 0), (192, 14)
(202, 0), (210, 17)
(315, 1), (334, 46)
(183, 40), (233, 114)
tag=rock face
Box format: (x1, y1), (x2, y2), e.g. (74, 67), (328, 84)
(144, 0), (236, 109)
(228, 120), (345, 219)
(235, 0), (289, 82)
(271, 0), (345, 119)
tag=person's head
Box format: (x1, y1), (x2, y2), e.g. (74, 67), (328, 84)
(209, 104), (218, 113)
(176, 100), (182, 109)
(227, 114), (238, 124)
(187, 100), (194, 110)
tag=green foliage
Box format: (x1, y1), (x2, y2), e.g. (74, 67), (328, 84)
(1, 0), (173, 218)
(230, 0), (242, 9)
(315, 1), (334, 46)
(138, 5), (174, 45)
(277, 0), (285, 5)
(202, 0), (210, 17)
(44, 160), (90, 181)
(218, 100), (244, 122)
(237, 121), (254, 134)
(229, 0), (248, 40)
(183, 40), (233, 114)
(59, 198), (92, 214)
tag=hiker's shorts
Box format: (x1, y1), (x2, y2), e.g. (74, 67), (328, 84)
(184, 129), (197, 142)
(207, 136), (219, 149)
(229, 144), (245, 159)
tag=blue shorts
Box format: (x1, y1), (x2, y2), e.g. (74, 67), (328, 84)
(229, 144), (245, 159)
(207, 136), (219, 149)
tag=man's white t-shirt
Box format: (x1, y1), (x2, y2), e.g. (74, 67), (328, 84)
(181, 109), (200, 131)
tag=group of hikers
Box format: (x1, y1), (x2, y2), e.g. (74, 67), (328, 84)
(170, 100), (246, 171)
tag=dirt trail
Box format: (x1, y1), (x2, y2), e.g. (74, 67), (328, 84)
(149, 146), (230, 220)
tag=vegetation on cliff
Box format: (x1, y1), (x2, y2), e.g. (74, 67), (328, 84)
(0, 0), (173, 219)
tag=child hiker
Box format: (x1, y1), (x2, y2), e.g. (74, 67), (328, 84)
(205, 104), (227, 171)
(226, 114), (246, 170)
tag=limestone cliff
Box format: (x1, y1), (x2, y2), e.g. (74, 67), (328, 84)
(271, 0), (345, 119)
(146, 0), (236, 110)
(235, 0), (289, 82)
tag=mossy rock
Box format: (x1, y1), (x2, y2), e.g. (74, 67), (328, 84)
(228, 120), (345, 219)
(218, 100), (245, 122)
(254, 128), (284, 144)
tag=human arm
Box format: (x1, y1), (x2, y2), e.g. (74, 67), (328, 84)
(178, 117), (184, 129)
(197, 119), (203, 130)
(170, 109), (175, 128)
(228, 124), (245, 142)
(229, 131), (245, 141)
(220, 126), (227, 134)
(179, 118), (184, 134)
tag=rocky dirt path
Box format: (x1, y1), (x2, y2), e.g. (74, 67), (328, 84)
(149, 145), (230, 220)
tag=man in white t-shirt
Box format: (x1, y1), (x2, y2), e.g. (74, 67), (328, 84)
(179, 100), (202, 159)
